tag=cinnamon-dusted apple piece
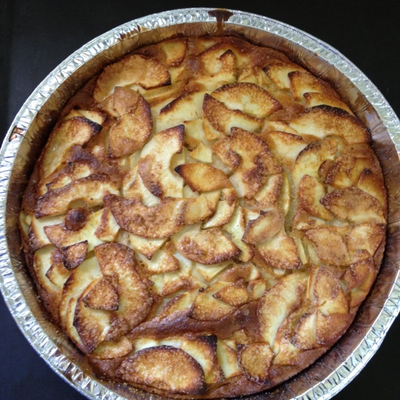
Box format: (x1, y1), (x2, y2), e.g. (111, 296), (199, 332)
(93, 243), (152, 341)
(288, 70), (339, 101)
(157, 91), (205, 132)
(289, 105), (371, 144)
(94, 54), (171, 102)
(175, 226), (240, 265)
(203, 94), (263, 140)
(35, 175), (120, 218)
(211, 82), (282, 118)
(298, 174), (334, 221)
(195, 45), (237, 90)
(321, 186), (386, 224)
(190, 282), (235, 321)
(43, 209), (104, 252)
(116, 346), (206, 395)
(136, 37), (188, 68)
(263, 60), (305, 89)
(213, 127), (282, 198)
(242, 209), (284, 246)
(213, 279), (249, 306)
(238, 343), (274, 383)
(138, 125), (184, 198)
(100, 87), (152, 158)
(203, 188), (237, 229)
(175, 163), (231, 193)
(259, 272), (307, 347)
(305, 227), (350, 266)
(257, 234), (302, 270)
(304, 92), (353, 114)
(260, 130), (307, 169)
(39, 116), (102, 182)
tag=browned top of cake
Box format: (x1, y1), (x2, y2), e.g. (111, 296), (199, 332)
(20, 35), (387, 398)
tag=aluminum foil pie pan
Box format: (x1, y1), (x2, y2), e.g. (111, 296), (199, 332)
(1, 8), (400, 400)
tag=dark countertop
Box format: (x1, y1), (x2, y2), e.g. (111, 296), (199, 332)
(1, 1), (399, 399)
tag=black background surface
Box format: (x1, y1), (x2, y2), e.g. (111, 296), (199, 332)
(1, 1), (400, 399)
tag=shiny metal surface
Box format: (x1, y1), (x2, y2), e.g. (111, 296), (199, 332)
(1, 8), (399, 400)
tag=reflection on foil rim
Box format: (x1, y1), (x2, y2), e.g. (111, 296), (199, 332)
(1, 8), (400, 400)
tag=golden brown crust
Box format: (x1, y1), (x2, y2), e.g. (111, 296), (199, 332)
(19, 34), (387, 398)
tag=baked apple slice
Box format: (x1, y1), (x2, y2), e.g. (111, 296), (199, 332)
(94, 54), (171, 102)
(138, 125), (184, 198)
(116, 346), (206, 395)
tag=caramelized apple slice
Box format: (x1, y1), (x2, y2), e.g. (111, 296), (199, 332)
(308, 266), (349, 315)
(43, 209), (104, 251)
(175, 163), (231, 193)
(107, 193), (217, 239)
(190, 285), (234, 321)
(315, 311), (353, 347)
(36, 175), (120, 218)
(94, 243), (152, 341)
(158, 91), (205, 132)
(203, 94), (263, 140)
(203, 188), (237, 229)
(304, 92), (353, 114)
(217, 340), (242, 379)
(213, 279), (249, 306)
(176, 227), (240, 265)
(101, 87), (152, 158)
(94, 54), (171, 102)
(136, 243), (181, 275)
(260, 130), (307, 169)
(257, 234), (302, 270)
(74, 283), (112, 353)
(289, 105), (371, 144)
(238, 343), (274, 383)
(181, 335), (224, 385)
(138, 125), (184, 198)
(263, 61), (305, 89)
(292, 137), (338, 188)
(211, 82), (281, 118)
(82, 277), (119, 311)
(288, 71), (337, 101)
(305, 227), (350, 266)
(59, 256), (103, 351)
(321, 187), (386, 224)
(40, 116), (102, 182)
(242, 209), (284, 245)
(136, 38), (187, 68)
(223, 206), (254, 262)
(298, 175), (333, 221)
(196, 48), (237, 90)
(129, 234), (166, 260)
(347, 223), (386, 259)
(259, 272), (307, 346)
(61, 240), (88, 270)
(213, 127), (282, 199)
(116, 346), (206, 395)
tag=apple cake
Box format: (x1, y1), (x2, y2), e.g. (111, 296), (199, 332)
(19, 35), (387, 398)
